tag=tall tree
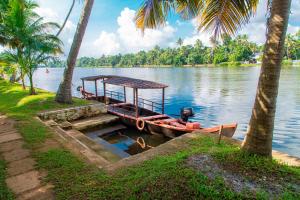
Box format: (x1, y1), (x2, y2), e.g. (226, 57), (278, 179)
(241, 0), (291, 156)
(176, 38), (183, 47)
(55, 0), (94, 103)
(0, 0), (62, 95)
(0, 0), (38, 87)
(135, 0), (291, 156)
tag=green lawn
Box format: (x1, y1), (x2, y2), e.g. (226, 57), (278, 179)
(0, 79), (299, 200)
(0, 160), (14, 200)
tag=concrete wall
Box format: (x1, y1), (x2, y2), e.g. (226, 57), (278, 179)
(38, 104), (107, 122)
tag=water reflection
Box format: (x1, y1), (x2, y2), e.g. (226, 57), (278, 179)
(29, 66), (300, 157)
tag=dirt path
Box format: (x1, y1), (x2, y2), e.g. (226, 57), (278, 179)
(0, 114), (54, 200)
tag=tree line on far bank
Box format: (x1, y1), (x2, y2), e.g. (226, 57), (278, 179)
(50, 31), (299, 68)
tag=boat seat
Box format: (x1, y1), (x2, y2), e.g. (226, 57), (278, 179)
(141, 115), (168, 121)
(161, 119), (177, 124)
(169, 122), (186, 128)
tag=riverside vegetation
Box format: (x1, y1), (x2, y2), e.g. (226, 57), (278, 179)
(48, 32), (300, 68)
(0, 79), (299, 199)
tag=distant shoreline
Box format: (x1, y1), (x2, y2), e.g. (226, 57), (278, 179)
(44, 61), (300, 69)
(44, 63), (262, 68)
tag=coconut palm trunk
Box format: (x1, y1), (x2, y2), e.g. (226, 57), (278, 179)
(55, 0), (94, 103)
(28, 69), (36, 95)
(242, 0), (292, 156)
(56, 0), (75, 37)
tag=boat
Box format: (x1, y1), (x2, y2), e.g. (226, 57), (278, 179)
(80, 75), (238, 139)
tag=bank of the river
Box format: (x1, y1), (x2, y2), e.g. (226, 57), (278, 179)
(47, 60), (300, 69)
(48, 63), (254, 68)
(0, 79), (299, 199)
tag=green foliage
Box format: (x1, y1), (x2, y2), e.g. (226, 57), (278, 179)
(50, 34), (261, 68)
(284, 32), (300, 60)
(0, 0), (62, 94)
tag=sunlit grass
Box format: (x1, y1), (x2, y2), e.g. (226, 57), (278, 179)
(0, 79), (87, 144)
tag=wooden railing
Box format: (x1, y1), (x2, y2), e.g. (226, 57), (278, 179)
(105, 90), (125, 102)
(105, 90), (162, 113)
(138, 97), (162, 113)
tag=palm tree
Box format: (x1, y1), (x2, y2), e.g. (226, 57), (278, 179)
(0, 0), (39, 88)
(55, 0), (94, 103)
(241, 0), (291, 156)
(56, 0), (75, 37)
(0, 0), (62, 95)
(135, 0), (291, 157)
(176, 38), (183, 47)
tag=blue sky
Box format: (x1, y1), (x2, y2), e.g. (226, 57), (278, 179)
(33, 0), (300, 58)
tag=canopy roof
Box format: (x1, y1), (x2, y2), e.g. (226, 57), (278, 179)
(81, 75), (118, 81)
(103, 76), (168, 89)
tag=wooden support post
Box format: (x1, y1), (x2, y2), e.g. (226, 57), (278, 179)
(162, 88), (165, 114)
(124, 86), (126, 102)
(82, 80), (85, 91)
(81, 80), (85, 98)
(133, 88), (135, 105)
(95, 80), (98, 97)
(135, 88), (139, 118)
(103, 82), (107, 104)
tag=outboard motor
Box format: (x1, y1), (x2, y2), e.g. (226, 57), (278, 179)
(180, 107), (195, 122)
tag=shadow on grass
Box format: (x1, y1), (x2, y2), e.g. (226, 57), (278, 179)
(0, 79), (87, 146)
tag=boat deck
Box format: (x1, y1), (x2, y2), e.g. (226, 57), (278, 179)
(107, 104), (154, 118)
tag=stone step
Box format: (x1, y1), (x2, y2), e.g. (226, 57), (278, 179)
(72, 114), (119, 131)
(3, 148), (31, 163)
(6, 170), (41, 195)
(0, 133), (22, 144)
(16, 184), (55, 200)
(7, 158), (37, 177)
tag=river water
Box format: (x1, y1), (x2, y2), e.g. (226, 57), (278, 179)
(30, 66), (300, 157)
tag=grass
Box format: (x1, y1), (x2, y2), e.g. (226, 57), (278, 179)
(36, 139), (243, 200)
(0, 78), (299, 199)
(0, 160), (14, 200)
(0, 79), (87, 146)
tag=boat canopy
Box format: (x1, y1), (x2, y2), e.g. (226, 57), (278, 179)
(80, 75), (167, 115)
(80, 75), (118, 81)
(103, 76), (168, 89)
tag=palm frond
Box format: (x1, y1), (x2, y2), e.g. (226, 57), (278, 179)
(135, 0), (202, 31)
(198, 0), (259, 40)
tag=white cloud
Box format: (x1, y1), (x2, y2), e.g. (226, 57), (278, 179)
(93, 31), (120, 55)
(182, 18), (213, 47)
(34, 2), (77, 57)
(89, 8), (176, 56)
(35, 7), (58, 22)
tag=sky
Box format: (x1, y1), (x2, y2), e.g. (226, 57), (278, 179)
(30, 0), (300, 58)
